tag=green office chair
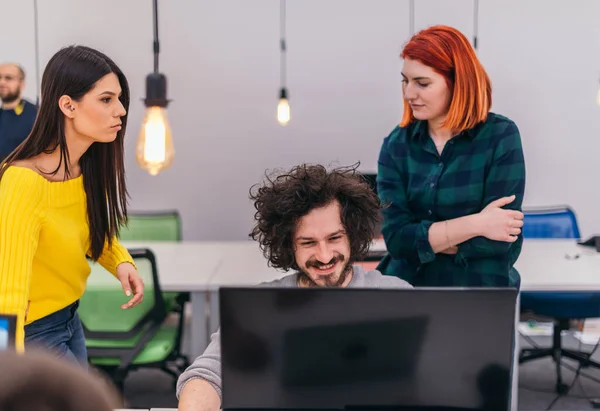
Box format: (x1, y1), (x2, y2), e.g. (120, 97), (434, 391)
(118, 210), (189, 353)
(119, 210), (182, 242)
(79, 248), (189, 390)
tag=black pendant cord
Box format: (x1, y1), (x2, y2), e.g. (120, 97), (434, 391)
(153, 0), (160, 73)
(33, 0), (40, 105)
(145, 0), (168, 108)
(473, 0), (479, 50)
(280, 0), (286, 91)
(409, 0), (414, 36)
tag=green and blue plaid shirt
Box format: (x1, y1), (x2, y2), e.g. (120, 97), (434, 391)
(376, 112), (526, 287)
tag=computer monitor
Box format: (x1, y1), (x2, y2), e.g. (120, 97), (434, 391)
(219, 287), (517, 411)
(0, 314), (17, 351)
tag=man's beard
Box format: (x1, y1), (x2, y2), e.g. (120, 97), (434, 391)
(297, 254), (353, 288)
(0, 90), (20, 105)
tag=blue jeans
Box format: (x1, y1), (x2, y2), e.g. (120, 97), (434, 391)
(24, 300), (88, 369)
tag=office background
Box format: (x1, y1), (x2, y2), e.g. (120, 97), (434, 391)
(3, 0), (598, 242)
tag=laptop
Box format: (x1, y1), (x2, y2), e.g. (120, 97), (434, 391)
(0, 314), (17, 351)
(219, 287), (517, 411)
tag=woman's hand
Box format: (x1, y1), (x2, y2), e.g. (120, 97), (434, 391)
(116, 262), (144, 309)
(477, 195), (524, 242)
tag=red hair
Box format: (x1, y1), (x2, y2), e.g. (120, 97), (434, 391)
(400, 25), (491, 132)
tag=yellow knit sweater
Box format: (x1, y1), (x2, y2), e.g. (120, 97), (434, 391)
(0, 166), (134, 351)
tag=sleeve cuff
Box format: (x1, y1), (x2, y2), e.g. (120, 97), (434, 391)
(416, 220), (435, 264)
(454, 242), (472, 267)
(99, 239), (136, 276)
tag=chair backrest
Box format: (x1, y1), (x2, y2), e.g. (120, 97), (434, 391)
(79, 248), (166, 338)
(522, 206), (581, 239)
(119, 210), (182, 242)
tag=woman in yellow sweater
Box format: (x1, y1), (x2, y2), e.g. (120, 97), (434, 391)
(0, 45), (145, 366)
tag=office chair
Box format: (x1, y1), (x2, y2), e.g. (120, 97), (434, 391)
(80, 249), (190, 391)
(519, 206), (600, 394)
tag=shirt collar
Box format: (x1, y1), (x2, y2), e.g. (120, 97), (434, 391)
(408, 118), (482, 141)
(14, 100), (25, 116)
(1, 99), (25, 116)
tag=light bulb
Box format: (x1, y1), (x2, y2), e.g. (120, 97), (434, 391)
(277, 87), (291, 126)
(277, 98), (291, 126)
(136, 106), (174, 176)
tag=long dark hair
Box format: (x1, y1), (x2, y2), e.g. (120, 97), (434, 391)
(249, 163), (382, 271)
(0, 45), (130, 260)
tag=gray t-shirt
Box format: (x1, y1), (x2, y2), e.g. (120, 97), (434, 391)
(175, 265), (412, 400)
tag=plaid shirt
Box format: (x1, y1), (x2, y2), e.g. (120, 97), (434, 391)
(376, 112), (526, 287)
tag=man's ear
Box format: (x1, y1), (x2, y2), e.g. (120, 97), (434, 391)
(58, 95), (76, 118)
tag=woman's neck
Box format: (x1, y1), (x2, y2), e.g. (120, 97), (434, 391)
(428, 117), (454, 142)
(35, 131), (92, 180)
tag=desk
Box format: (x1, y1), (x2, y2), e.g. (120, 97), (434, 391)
(110, 238), (600, 411)
(515, 240), (600, 291)
(111, 238), (600, 341)
(370, 238), (600, 291)
(206, 238), (600, 291)
(205, 238), (600, 411)
(188, 238), (600, 336)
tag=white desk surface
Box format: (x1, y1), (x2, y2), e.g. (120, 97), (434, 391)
(515, 239), (600, 291)
(98, 238), (600, 293)
(120, 241), (227, 291)
(207, 241), (287, 289)
(206, 238), (600, 292)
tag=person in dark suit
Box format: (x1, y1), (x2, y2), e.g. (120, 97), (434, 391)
(0, 63), (37, 161)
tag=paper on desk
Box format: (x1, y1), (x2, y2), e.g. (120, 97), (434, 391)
(573, 318), (600, 345)
(518, 321), (553, 336)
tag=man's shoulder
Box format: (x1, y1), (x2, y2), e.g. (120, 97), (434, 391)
(353, 266), (413, 289)
(22, 99), (36, 108)
(256, 272), (298, 288)
(22, 100), (38, 117)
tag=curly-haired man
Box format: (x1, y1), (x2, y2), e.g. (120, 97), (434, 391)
(177, 164), (412, 411)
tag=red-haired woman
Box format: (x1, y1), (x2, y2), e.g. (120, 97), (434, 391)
(376, 25), (526, 288)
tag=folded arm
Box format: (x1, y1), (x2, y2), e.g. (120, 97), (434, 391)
(377, 137), (483, 264)
(456, 121), (526, 260)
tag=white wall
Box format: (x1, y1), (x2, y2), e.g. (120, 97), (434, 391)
(478, 0), (600, 238)
(2, 0), (599, 240)
(0, 0), (37, 102)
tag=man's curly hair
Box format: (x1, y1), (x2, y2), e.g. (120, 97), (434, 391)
(249, 163), (381, 271)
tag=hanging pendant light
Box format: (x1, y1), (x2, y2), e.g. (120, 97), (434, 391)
(277, 0), (290, 126)
(137, 0), (174, 176)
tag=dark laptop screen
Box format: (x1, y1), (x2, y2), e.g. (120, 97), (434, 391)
(219, 288), (517, 411)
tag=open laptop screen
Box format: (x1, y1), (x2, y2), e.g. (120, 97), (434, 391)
(219, 287), (517, 411)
